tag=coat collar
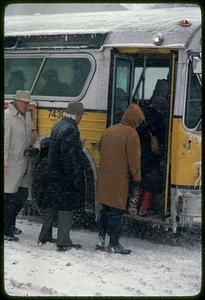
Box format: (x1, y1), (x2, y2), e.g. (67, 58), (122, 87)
(62, 115), (77, 127)
(8, 102), (19, 117)
(8, 102), (26, 120)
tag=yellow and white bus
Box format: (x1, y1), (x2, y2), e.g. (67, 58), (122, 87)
(4, 6), (201, 232)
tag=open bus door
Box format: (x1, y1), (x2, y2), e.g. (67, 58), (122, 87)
(109, 49), (177, 223)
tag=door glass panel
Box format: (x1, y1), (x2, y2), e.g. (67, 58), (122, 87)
(4, 58), (43, 94)
(32, 57), (92, 97)
(185, 62), (201, 130)
(132, 54), (170, 110)
(113, 59), (131, 124)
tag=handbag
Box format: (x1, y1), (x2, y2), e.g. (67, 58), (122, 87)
(148, 130), (162, 156)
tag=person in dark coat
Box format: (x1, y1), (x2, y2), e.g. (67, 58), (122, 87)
(38, 101), (84, 251)
(136, 96), (168, 216)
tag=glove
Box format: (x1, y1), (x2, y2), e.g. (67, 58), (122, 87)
(24, 146), (39, 157)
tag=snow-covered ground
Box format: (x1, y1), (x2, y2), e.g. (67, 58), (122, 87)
(4, 218), (201, 297)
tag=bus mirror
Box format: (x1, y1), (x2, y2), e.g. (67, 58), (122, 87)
(192, 57), (201, 74)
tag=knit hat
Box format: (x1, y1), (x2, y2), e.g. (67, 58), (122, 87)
(65, 101), (84, 115)
(13, 90), (31, 103)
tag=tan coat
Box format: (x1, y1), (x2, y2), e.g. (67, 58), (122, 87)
(4, 103), (33, 193)
(96, 104), (145, 209)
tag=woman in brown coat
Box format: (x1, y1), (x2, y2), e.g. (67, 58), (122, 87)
(96, 104), (144, 254)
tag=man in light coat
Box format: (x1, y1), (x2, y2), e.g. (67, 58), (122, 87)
(95, 104), (144, 254)
(4, 90), (33, 241)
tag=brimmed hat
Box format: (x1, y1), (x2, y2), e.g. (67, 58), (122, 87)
(13, 90), (31, 103)
(65, 101), (84, 115)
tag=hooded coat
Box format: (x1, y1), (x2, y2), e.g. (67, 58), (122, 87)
(4, 103), (32, 193)
(96, 104), (144, 210)
(45, 116), (84, 211)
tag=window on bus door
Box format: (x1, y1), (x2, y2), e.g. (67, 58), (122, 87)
(185, 63), (201, 131)
(113, 59), (132, 124)
(134, 68), (169, 100)
(4, 58), (43, 95)
(32, 57), (93, 98)
(132, 54), (170, 109)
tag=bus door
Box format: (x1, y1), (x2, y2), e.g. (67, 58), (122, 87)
(132, 52), (177, 218)
(110, 50), (177, 218)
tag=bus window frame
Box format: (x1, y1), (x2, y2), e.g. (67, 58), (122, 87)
(5, 52), (96, 102)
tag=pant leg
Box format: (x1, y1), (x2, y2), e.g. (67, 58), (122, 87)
(38, 208), (56, 242)
(140, 191), (154, 215)
(12, 187), (28, 228)
(97, 204), (108, 238)
(57, 210), (74, 247)
(4, 193), (16, 235)
(107, 207), (124, 247)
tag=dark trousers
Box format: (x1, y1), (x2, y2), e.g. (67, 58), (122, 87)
(98, 204), (124, 246)
(38, 209), (74, 246)
(57, 210), (74, 247)
(4, 187), (28, 235)
(38, 208), (56, 242)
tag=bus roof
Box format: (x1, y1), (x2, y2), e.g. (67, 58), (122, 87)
(5, 6), (201, 50)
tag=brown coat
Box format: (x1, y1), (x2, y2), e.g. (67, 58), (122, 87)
(96, 104), (144, 209)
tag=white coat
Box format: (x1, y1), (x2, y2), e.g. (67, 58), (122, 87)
(4, 103), (33, 193)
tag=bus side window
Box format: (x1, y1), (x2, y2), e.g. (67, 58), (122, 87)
(4, 58), (43, 95)
(32, 57), (92, 98)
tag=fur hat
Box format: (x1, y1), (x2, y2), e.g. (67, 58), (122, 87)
(65, 101), (84, 115)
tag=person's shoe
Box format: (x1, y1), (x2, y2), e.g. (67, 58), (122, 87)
(14, 227), (23, 235)
(107, 243), (132, 255)
(69, 244), (82, 249)
(139, 209), (149, 217)
(4, 235), (19, 242)
(10, 226), (23, 235)
(57, 244), (82, 251)
(95, 234), (106, 251)
(57, 246), (70, 252)
(38, 238), (56, 245)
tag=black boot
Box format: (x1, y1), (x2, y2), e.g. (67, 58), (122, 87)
(57, 244), (82, 252)
(108, 231), (132, 255)
(95, 233), (106, 251)
(95, 205), (108, 251)
(4, 234), (19, 242)
(107, 243), (132, 255)
(10, 226), (22, 235)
